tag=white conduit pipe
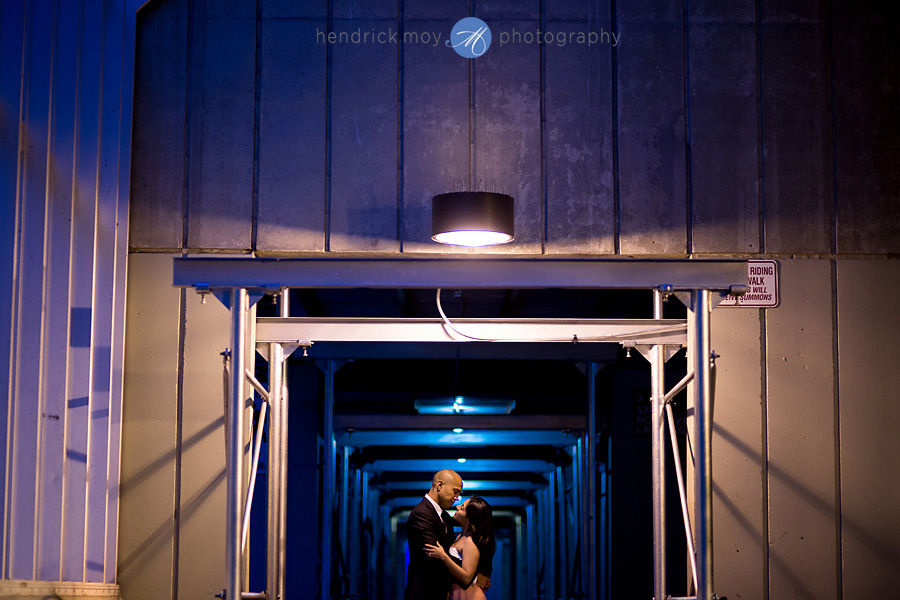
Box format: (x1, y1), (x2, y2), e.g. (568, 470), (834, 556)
(664, 370), (694, 404)
(245, 369), (270, 402)
(666, 400), (699, 591)
(242, 399), (268, 551)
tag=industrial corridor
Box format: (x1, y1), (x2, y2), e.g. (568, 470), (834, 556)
(170, 257), (740, 600)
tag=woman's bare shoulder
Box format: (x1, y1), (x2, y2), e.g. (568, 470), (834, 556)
(460, 535), (480, 554)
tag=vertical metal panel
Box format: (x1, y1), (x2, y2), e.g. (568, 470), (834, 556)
(832, 6), (900, 254)
(107, 3), (141, 580)
(84, 0), (130, 580)
(544, 0), (615, 254)
(472, 1), (542, 254)
(710, 305), (765, 598)
(837, 259), (900, 595)
(62, 0), (103, 580)
(760, 4), (831, 253)
(0, 1), (25, 579)
(186, 0), (255, 250)
(766, 259), (836, 600)
(35, 0), (80, 581)
(616, 0), (687, 254)
(129, 0), (189, 250)
(256, 13), (326, 252)
(688, 4), (759, 253)
(7, 0), (53, 580)
(118, 253), (181, 600)
(329, 0), (399, 252)
(176, 276), (232, 600)
(400, 0), (469, 252)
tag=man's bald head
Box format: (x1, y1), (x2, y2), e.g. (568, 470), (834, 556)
(432, 469), (461, 489)
(428, 469), (463, 510)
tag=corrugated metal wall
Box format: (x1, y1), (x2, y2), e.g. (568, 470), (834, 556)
(0, 0), (139, 590)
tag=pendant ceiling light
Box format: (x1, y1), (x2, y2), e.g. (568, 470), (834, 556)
(431, 191), (515, 247)
(414, 396), (517, 415)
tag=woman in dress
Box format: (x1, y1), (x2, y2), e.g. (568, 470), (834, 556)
(424, 496), (495, 600)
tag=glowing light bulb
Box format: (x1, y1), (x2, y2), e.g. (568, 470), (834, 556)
(432, 230), (514, 247)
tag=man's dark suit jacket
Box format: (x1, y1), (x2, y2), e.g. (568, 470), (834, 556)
(404, 497), (455, 600)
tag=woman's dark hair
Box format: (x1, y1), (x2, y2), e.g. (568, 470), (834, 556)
(464, 496), (495, 566)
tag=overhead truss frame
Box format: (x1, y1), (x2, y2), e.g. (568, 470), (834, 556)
(172, 256), (747, 600)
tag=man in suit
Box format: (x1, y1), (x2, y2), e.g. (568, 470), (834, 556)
(404, 469), (463, 600)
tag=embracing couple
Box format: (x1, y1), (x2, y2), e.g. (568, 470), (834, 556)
(404, 469), (495, 600)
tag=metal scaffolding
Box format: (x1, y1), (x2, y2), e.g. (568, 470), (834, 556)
(174, 256), (746, 600)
